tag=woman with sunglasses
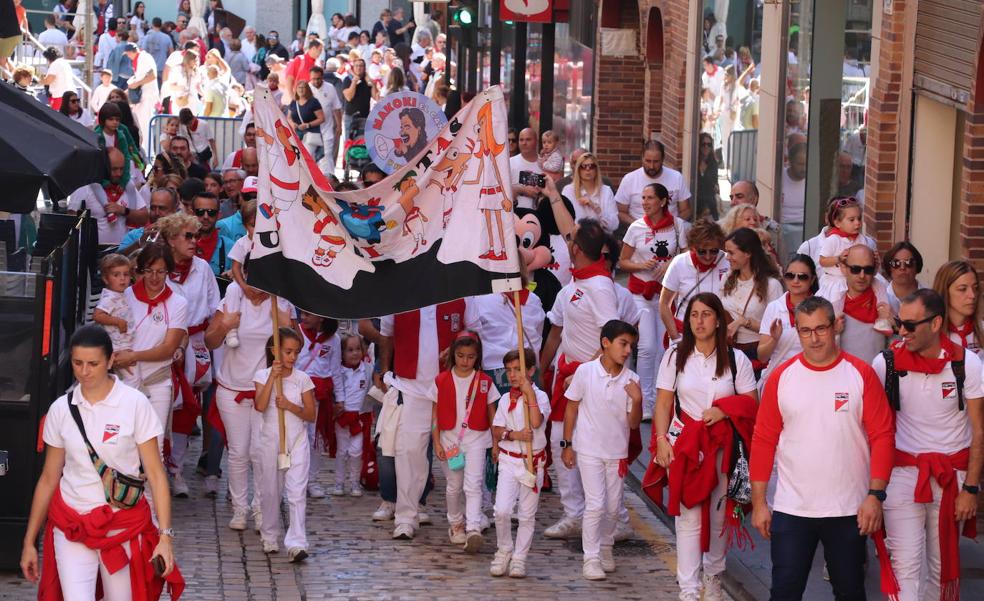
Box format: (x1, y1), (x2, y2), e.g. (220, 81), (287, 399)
(562, 153), (618, 233)
(720, 227), (783, 363)
(934, 260), (984, 359)
(653, 292), (758, 601)
(619, 183), (688, 419)
(757, 254), (817, 386)
(695, 132), (719, 220)
(58, 91), (94, 127)
(880, 241), (924, 316)
(660, 220), (729, 346)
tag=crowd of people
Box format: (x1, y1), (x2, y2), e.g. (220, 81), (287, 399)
(5, 3), (982, 601)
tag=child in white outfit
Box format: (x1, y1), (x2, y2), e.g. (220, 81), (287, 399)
(538, 130), (564, 182)
(254, 327), (316, 562)
(93, 254), (137, 387)
(490, 348), (551, 579)
(223, 200), (256, 348)
(296, 310), (341, 500)
(332, 333), (372, 497)
(561, 320), (642, 581)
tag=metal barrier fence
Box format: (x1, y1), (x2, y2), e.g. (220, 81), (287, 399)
(842, 76), (869, 136)
(728, 129), (757, 184)
(146, 114), (245, 167)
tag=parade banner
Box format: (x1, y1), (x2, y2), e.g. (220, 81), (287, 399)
(366, 91), (448, 174)
(247, 85), (522, 319)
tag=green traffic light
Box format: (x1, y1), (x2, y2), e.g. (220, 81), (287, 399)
(455, 7), (474, 26)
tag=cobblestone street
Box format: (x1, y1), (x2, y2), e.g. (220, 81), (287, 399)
(0, 437), (692, 601)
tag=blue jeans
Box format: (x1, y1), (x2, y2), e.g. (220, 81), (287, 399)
(770, 511), (867, 601)
(377, 439), (434, 504)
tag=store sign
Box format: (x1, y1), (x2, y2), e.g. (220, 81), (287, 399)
(366, 92), (449, 174)
(500, 0), (552, 23)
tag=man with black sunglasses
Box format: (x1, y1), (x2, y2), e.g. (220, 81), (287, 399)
(192, 192), (233, 276)
(871, 289), (983, 601)
(820, 245), (893, 362)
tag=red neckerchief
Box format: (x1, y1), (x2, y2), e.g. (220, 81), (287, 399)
(948, 319), (974, 349)
(170, 259), (192, 284)
(104, 183), (124, 204)
(891, 333), (960, 375)
(689, 250), (716, 273)
(196, 229), (219, 262)
(507, 387), (523, 412)
(827, 227), (856, 239)
(108, 30), (116, 38)
(843, 287), (877, 323)
(189, 118), (199, 132)
(130, 54), (139, 70)
(132, 278), (172, 313)
(785, 292), (797, 327)
(300, 324), (329, 351)
(503, 289), (530, 305)
(644, 212), (674, 232)
(571, 258), (611, 281)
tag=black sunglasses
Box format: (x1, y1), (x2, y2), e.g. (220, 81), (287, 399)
(783, 272), (811, 282)
(845, 264), (876, 275)
(182, 231), (201, 240)
(894, 314), (938, 332)
(889, 258), (915, 269)
(194, 208), (219, 217)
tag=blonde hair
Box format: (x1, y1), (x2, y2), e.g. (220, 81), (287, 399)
(573, 152), (603, 201)
(156, 212), (200, 241)
(100, 253), (131, 274)
(718, 203), (758, 235)
(541, 129), (559, 144)
(240, 199), (257, 226)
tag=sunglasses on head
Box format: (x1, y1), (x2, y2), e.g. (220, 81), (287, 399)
(194, 208), (219, 217)
(845, 263), (876, 275)
(894, 314), (938, 332)
(889, 258), (915, 269)
(783, 272), (811, 282)
(695, 248), (720, 257)
(832, 196), (858, 208)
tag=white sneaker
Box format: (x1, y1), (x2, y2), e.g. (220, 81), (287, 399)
(307, 483), (326, 499)
(288, 547), (308, 563)
(392, 524), (415, 540)
(204, 475), (219, 498)
(642, 408), (654, 422)
(582, 558), (607, 580)
(489, 549), (511, 577)
(331, 483), (346, 496)
(479, 513), (491, 532)
(262, 540), (279, 554)
(613, 520), (635, 542)
(544, 517), (581, 539)
(228, 509), (248, 531)
(252, 509), (263, 534)
(417, 507), (431, 525)
(448, 523), (467, 545)
(171, 472), (189, 498)
(702, 572), (724, 601)
(600, 545), (616, 573)
(225, 328), (240, 348)
(508, 557), (527, 578)
(349, 483), (364, 497)
(463, 530), (483, 554)
(372, 501), (395, 521)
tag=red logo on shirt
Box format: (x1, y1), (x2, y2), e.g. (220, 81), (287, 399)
(319, 346), (330, 357)
(834, 393), (849, 413)
(103, 424), (120, 443)
(942, 382), (957, 399)
(570, 289), (584, 303)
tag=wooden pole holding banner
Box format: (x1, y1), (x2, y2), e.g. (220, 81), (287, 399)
(512, 290), (535, 477)
(270, 296), (289, 469)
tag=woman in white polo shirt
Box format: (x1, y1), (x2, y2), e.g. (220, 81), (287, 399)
(757, 254), (817, 387)
(653, 293), (757, 601)
(20, 326), (178, 599)
(933, 260), (984, 360)
(113, 244), (188, 453)
(658, 219), (729, 345)
(619, 183), (688, 419)
(720, 227), (783, 364)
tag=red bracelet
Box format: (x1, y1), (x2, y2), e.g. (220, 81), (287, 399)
(655, 434), (668, 442)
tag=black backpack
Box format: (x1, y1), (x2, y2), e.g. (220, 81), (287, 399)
(880, 348), (966, 411)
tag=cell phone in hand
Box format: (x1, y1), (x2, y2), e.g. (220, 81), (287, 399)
(518, 171), (546, 189)
(151, 555), (166, 577)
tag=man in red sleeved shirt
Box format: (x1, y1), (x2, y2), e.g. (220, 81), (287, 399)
(750, 296), (895, 601)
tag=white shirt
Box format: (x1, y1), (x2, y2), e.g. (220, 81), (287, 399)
(720, 276), (784, 345)
(428, 371), (501, 449)
(493, 385), (551, 453)
(46, 57), (77, 99)
(95, 32), (119, 68)
(615, 283), (643, 325)
(464, 293), (545, 370)
(661, 252), (730, 321)
(509, 154), (543, 210)
(780, 169), (806, 223)
(124, 284), (188, 383)
(68, 182), (146, 246)
(701, 66), (725, 98)
(215, 284), (292, 391)
(872, 350), (983, 455)
(297, 332), (341, 380)
(167, 256), (220, 328)
(334, 362), (372, 412)
(380, 304), (448, 432)
(564, 359), (640, 459)
(130, 51), (159, 100)
(180, 119), (214, 154)
(621, 216), (688, 284)
(310, 81), (342, 139)
(547, 234), (572, 289)
(818, 233), (876, 282)
(798, 227), (876, 268)
(254, 366), (314, 441)
(240, 37), (257, 62)
(547, 276), (619, 363)
(228, 234), (251, 265)
(613, 167), (691, 220)
(820, 278), (890, 362)
(758, 293), (804, 386)
(38, 28), (69, 54)
(90, 83), (117, 115)
(561, 183), (618, 233)
(946, 321), (984, 360)
(656, 344), (757, 420)
(43, 378), (163, 512)
(96, 288), (134, 351)
(883, 278), (925, 317)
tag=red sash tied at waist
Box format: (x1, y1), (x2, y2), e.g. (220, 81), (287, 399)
(628, 274), (662, 301)
(549, 354), (582, 422)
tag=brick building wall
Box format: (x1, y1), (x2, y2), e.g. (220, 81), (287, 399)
(960, 50), (984, 267)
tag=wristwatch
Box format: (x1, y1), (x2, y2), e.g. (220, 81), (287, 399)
(963, 483), (980, 495)
(158, 528), (175, 538)
(867, 489), (887, 503)
(559, 439), (572, 449)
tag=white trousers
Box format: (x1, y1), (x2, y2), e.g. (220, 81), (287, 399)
(634, 297), (666, 413)
(257, 424), (310, 550)
(438, 441), (487, 532)
(131, 97), (157, 150)
(578, 454), (623, 560)
(675, 460), (728, 594)
(884, 465), (968, 601)
(318, 130), (337, 173)
(306, 414), (321, 485)
(53, 527), (132, 600)
(143, 380), (172, 455)
(494, 454), (543, 561)
(550, 420), (584, 520)
(334, 424), (363, 486)
(215, 386), (262, 513)
(394, 428), (430, 528)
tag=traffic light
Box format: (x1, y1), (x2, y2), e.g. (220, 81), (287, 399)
(452, 1), (475, 27)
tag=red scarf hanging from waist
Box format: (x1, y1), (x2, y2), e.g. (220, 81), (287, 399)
(196, 230), (220, 263)
(336, 410), (363, 435)
(948, 319), (975, 349)
(131, 279), (172, 314)
(571, 258), (610, 281)
(549, 355), (582, 421)
(170, 259), (192, 285)
(843, 287), (878, 323)
(891, 448), (975, 601)
(628, 275), (661, 300)
(40, 489), (185, 601)
(689, 250), (716, 273)
(891, 334), (960, 374)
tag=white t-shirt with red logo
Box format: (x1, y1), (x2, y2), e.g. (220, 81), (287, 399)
(297, 332), (341, 380)
(335, 362), (373, 412)
(655, 345), (757, 421)
(622, 217), (688, 284)
(492, 385), (551, 454)
(124, 285), (188, 383)
(661, 251), (730, 321)
(546, 276), (619, 364)
(564, 359), (640, 460)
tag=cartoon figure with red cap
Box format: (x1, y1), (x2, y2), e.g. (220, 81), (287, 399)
(256, 121), (301, 224)
(463, 101), (511, 261)
(301, 185), (348, 268)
